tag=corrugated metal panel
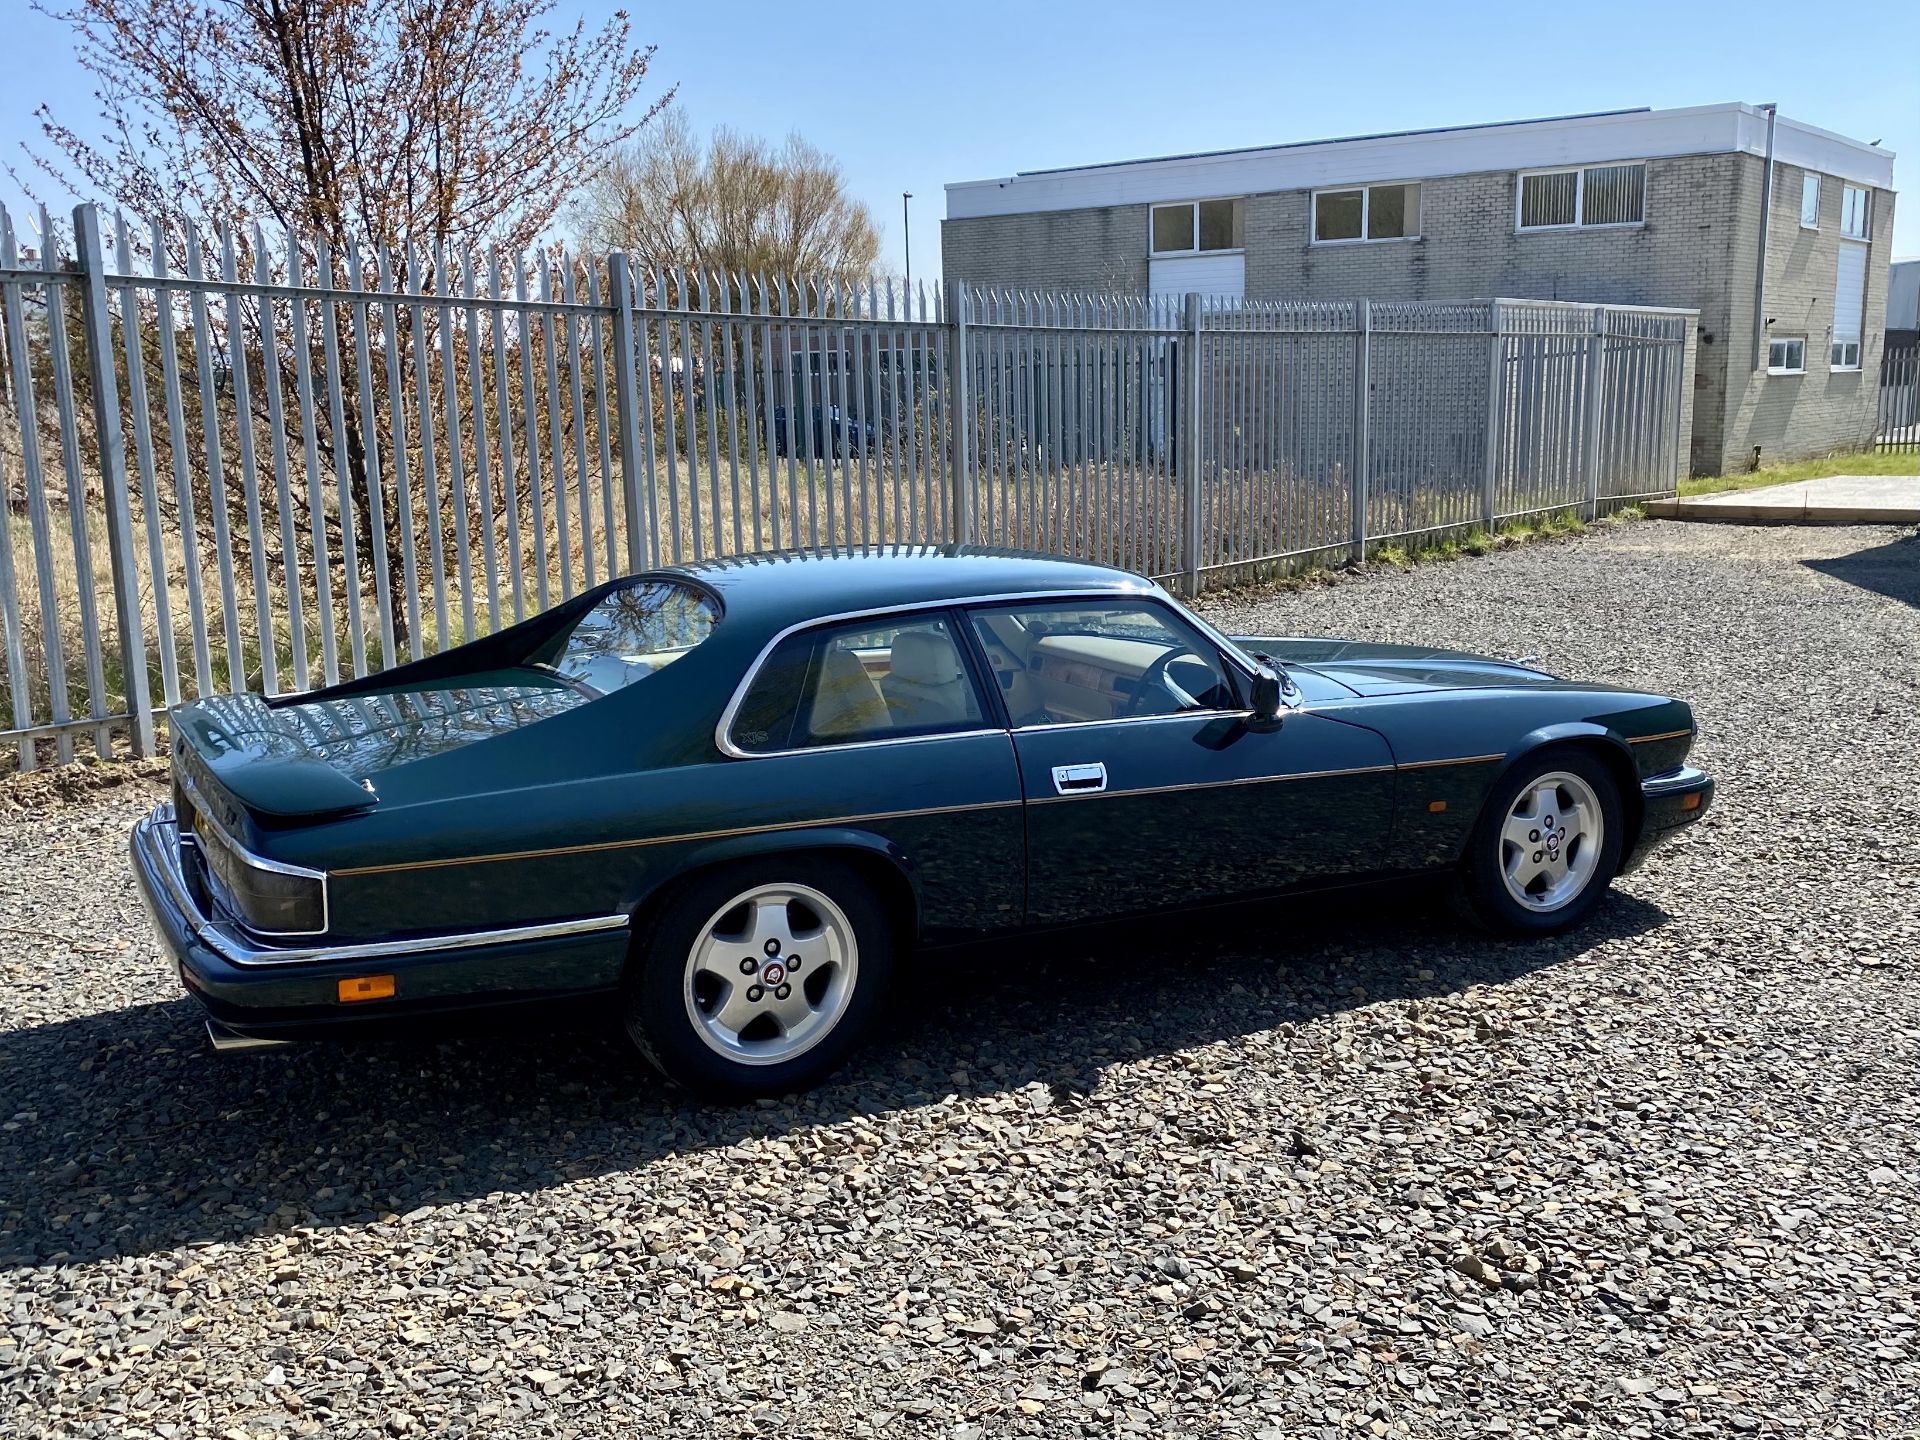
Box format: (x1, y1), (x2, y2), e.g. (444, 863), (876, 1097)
(1833, 241), (1867, 345)
(1149, 253), (1244, 299)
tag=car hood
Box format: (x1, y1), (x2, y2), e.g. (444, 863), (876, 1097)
(1232, 635), (1568, 697)
(171, 671), (586, 818)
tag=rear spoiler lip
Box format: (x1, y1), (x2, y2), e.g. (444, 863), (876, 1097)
(173, 703), (380, 822)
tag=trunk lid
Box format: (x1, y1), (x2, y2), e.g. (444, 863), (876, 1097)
(171, 671), (586, 819)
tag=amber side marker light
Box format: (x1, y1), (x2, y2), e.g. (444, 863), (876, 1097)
(1427, 800), (1448, 813)
(1681, 793), (1703, 811)
(338, 975), (396, 1003)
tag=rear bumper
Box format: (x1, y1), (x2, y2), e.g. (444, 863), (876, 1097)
(1622, 765), (1714, 873)
(130, 805), (630, 1043)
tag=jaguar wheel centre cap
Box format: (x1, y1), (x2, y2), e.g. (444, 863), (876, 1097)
(761, 961), (787, 987)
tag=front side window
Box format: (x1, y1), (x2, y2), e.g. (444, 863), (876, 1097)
(730, 613), (986, 753)
(1841, 185), (1870, 239)
(536, 579), (718, 696)
(968, 600), (1237, 728)
(1314, 183), (1421, 243)
(1150, 199), (1244, 256)
(1519, 163), (1645, 229)
(1801, 173), (1821, 228)
(1767, 336), (1806, 375)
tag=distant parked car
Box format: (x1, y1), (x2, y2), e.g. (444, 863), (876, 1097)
(132, 549), (1712, 1098)
(772, 405), (876, 458)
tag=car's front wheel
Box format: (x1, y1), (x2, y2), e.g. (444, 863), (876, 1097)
(1460, 749), (1624, 935)
(623, 858), (893, 1098)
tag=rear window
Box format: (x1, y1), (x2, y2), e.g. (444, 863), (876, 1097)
(534, 579), (718, 696)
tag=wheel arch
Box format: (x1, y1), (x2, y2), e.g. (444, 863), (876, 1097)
(623, 828), (922, 957)
(1492, 724), (1644, 848)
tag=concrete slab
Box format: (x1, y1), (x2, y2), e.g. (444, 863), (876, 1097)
(1646, 473), (1920, 523)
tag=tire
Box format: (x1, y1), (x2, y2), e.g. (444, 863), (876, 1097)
(1459, 748), (1625, 936)
(623, 857), (894, 1099)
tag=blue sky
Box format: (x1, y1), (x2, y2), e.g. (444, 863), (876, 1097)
(4, 0), (1916, 268)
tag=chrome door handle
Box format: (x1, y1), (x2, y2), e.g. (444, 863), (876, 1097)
(1051, 762), (1108, 795)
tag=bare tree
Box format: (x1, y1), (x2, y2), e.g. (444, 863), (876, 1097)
(574, 111), (880, 285)
(22, 0), (671, 654)
(27, 0), (668, 255)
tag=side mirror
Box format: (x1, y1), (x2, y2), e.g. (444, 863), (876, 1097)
(1249, 668), (1285, 730)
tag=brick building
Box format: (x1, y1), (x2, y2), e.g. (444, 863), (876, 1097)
(943, 104), (1897, 475)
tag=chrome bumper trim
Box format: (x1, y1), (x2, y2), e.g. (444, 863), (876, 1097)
(135, 803), (630, 969)
(206, 1018), (293, 1053)
(1641, 764), (1711, 797)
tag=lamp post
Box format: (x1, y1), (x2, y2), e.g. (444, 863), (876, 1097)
(902, 191), (913, 291)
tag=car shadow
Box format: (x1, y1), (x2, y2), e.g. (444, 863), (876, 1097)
(1803, 530), (1920, 609)
(0, 888), (1671, 1270)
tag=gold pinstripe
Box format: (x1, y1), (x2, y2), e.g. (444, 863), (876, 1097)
(1396, 752), (1504, 770)
(331, 799), (1024, 877)
(329, 748), (1547, 878)
(1026, 761), (1397, 806)
(1628, 728), (1693, 744)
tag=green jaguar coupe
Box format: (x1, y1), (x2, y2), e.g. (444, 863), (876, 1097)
(132, 549), (1712, 1097)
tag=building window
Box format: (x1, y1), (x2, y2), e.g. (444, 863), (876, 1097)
(1767, 337), (1806, 375)
(1832, 238), (1867, 371)
(1801, 174), (1821, 228)
(1840, 185), (1870, 240)
(1517, 163), (1646, 229)
(1149, 199), (1244, 257)
(1311, 183), (1421, 243)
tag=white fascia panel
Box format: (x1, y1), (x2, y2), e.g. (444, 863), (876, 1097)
(946, 103), (1894, 219)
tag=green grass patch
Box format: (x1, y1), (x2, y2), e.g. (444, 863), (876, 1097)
(1362, 506), (1626, 574)
(1679, 449), (1920, 498)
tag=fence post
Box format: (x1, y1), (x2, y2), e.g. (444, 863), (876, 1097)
(1351, 298), (1371, 563)
(1179, 293), (1204, 595)
(606, 252), (653, 573)
(945, 280), (975, 545)
(1581, 305), (1607, 520)
(1481, 300), (1502, 531)
(73, 204), (155, 757)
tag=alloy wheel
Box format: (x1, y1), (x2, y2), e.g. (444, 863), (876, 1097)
(683, 883), (859, 1066)
(1498, 770), (1605, 912)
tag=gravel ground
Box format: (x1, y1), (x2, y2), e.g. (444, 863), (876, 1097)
(3, 519), (1918, 1439)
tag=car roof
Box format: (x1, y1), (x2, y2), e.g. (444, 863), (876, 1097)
(664, 547), (1157, 630)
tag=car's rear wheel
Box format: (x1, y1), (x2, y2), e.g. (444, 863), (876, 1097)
(1460, 749), (1624, 935)
(623, 858), (893, 1098)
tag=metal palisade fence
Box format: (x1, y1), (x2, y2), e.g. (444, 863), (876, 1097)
(0, 202), (1693, 770)
(1880, 343), (1919, 453)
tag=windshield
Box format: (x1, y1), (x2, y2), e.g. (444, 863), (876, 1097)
(536, 579), (719, 697)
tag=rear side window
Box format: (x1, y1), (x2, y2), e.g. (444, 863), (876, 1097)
(535, 579), (718, 696)
(730, 614), (987, 753)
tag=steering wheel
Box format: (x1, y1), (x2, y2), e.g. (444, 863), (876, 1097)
(1124, 647), (1206, 716)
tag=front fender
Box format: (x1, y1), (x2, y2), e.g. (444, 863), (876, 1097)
(1492, 723), (1645, 844)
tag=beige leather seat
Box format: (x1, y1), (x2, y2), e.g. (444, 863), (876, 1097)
(806, 645), (891, 740)
(881, 628), (977, 731)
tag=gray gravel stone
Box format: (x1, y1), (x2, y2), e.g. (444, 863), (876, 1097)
(2, 520), (1917, 1438)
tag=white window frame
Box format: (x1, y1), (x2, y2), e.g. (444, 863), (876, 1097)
(1800, 174), (1820, 229)
(1840, 185), (1870, 240)
(1309, 182), (1422, 246)
(1147, 199), (1245, 259)
(1514, 161), (1647, 232)
(1766, 336), (1806, 376)
(1830, 339), (1862, 372)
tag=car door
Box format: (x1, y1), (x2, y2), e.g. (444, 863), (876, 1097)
(964, 598), (1396, 927)
(724, 608), (1026, 944)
